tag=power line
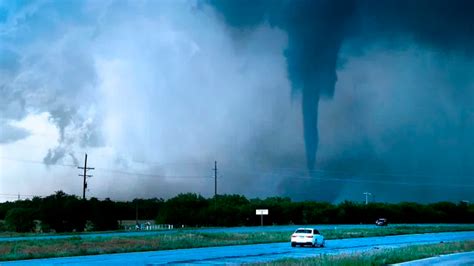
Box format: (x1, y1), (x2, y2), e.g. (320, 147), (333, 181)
(0, 193), (111, 201)
(224, 168), (474, 188)
(0, 156), (212, 179)
(3, 156), (474, 188)
(93, 168), (211, 179)
(258, 171), (474, 188)
(0, 193), (49, 202)
(129, 159), (211, 167)
(264, 166), (474, 181)
(224, 164), (474, 182)
(0, 156), (77, 168)
(291, 174), (474, 188)
(0, 193), (49, 198)
(0, 156), (206, 168)
(3, 155), (474, 181)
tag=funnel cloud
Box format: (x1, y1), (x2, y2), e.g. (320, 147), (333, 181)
(211, 0), (474, 174)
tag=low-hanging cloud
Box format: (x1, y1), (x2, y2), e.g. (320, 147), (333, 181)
(211, 0), (474, 202)
(0, 0), (304, 200)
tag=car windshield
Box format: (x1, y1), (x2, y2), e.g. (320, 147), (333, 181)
(295, 229), (312, 234)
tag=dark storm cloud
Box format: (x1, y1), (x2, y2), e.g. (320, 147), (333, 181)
(211, 0), (474, 166)
(211, 0), (357, 171)
(211, 0), (474, 202)
(43, 147), (67, 165)
(358, 0), (474, 52)
(48, 107), (76, 142)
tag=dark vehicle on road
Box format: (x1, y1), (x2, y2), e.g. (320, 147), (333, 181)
(375, 218), (388, 226)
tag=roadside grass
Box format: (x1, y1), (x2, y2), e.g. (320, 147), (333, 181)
(252, 240), (474, 266)
(320, 224), (474, 239)
(1, 233), (279, 261)
(1, 225), (474, 261)
(0, 224), (470, 238)
(0, 230), (127, 238)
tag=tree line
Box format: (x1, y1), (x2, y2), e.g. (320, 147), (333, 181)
(1, 191), (473, 232)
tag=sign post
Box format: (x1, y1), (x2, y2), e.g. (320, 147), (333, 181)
(256, 209), (269, 226)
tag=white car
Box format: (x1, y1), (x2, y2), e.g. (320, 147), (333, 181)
(291, 228), (325, 247)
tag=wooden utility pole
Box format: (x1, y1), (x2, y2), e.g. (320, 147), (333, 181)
(363, 192), (372, 205)
(213, 161), (218, 197)
(136, 201), (139, 225)
(78, 153), (94, 200)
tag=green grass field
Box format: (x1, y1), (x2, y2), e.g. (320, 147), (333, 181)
(253, 240), (474, 265)
(1, 225), (474, 261)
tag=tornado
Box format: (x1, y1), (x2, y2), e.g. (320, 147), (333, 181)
(212, 0), (356, 171)
(301, 87), (319, 171)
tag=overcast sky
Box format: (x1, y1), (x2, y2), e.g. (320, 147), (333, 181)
(1, 0), (474, 203)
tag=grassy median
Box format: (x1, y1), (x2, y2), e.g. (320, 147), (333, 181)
(254, 240), (474, 265)
(1, 225), (474, 261)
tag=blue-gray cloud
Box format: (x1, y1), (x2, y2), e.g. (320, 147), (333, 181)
(0, 122), (30, 144)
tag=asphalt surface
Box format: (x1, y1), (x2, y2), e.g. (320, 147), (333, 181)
(2, 231), (474, 265)
(0, 223), (468, 242)
(396, 251), (474, 266)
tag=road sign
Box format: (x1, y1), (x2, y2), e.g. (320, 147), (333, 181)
(256, 209), (268, 226)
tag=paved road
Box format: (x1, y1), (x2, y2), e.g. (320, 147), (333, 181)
(2, 231), (474, 265)
(0, 223), (468, 242)
(395, 251), (474, 266)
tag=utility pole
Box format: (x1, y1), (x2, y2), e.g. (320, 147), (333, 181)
(213, 161), (218, 197)
(135, 201), (139, 226)
(363, 192), (372, 205)
(78, 153), (94, 200)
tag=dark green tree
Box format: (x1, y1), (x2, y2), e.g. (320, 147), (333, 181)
(156, 193), (208, 226)
(88, 198), (119, 231)
(39, 191), (86, 232)
(5, 207), (36, 232)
